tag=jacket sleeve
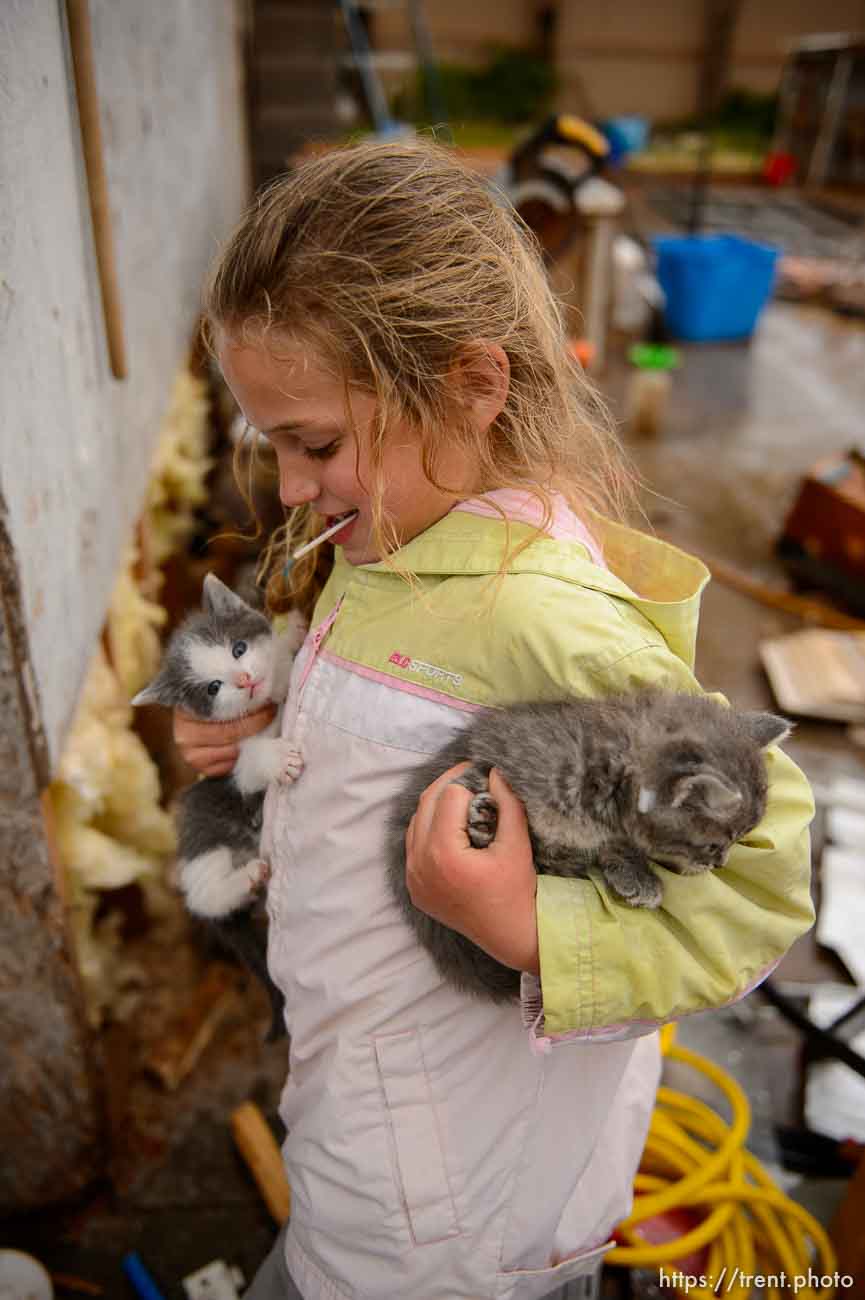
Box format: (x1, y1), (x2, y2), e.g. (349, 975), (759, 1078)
(526, 640), (816, 1045)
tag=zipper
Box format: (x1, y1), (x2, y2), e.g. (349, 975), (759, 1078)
(263, 592), (345, 921)
(297, 593), (345, 699)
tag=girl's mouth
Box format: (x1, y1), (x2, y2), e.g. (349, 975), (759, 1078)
(286, 511), (360, 570)
(326, 511), (358, 545)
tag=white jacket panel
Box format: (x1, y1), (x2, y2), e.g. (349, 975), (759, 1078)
(261, 639), (659, 1300)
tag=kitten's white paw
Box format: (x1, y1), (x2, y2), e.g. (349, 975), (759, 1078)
(244, 857), (271, 894)
(181, 848), (264, 916)
(276, 742), (304, 785)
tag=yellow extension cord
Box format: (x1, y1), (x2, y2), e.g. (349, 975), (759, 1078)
(605, 1024), (841, 1300)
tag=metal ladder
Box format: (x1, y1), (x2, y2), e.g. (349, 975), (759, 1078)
(338, 0), (448, 137)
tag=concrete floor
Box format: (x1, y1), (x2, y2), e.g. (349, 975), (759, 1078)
(3, 299), (864, 1292)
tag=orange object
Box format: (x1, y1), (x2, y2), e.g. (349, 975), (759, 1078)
(231, 1101), (291, 1225)
(618, 1207), (709, 1274)
(782, 451), (865, 586)
(567, 337), (596, 368)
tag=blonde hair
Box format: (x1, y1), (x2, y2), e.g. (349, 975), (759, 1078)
(204, 137), (635, 619)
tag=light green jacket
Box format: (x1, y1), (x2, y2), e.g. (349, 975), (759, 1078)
(309, 506), (815, 1041)
(265, 503), (815, 1298)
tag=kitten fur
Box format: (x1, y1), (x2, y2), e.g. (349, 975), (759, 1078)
(133, 574), (305, 1039)
(386, 690), (790, 1002)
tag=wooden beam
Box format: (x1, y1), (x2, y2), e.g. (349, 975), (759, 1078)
(65, 0), (128, 381)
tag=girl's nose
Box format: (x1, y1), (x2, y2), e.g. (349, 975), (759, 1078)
(278, 458), (319, 508)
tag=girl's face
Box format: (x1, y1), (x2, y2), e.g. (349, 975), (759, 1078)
(219, 335), (473, 565)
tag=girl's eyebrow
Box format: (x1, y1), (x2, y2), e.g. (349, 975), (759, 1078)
(259, 419), (341, 439)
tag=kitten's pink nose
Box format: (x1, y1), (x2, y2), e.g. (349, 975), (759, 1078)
(236, 672), (260, 691)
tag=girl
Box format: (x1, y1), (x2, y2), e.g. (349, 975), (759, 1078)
(176, 139), (814, 1300)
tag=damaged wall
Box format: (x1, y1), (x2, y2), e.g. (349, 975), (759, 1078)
(0, 0), (249, 1209)
(0, 503), (103, 1208)
(0, 0), (249, 770)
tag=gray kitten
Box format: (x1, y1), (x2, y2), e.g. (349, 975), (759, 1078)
(133, 574), (305, 1038)
(386, 691), (790, 1002)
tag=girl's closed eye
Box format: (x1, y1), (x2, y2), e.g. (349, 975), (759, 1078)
(304, 439), (341, 460)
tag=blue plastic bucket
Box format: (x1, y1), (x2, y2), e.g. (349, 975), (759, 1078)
(600, 115), (650, 163)
(652, 234), (778, 341)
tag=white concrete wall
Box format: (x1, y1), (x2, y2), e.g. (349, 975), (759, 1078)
(0, 0), (249, 771)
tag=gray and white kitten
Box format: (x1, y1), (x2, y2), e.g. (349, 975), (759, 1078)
(386, 690), (791, 1002)
(133, 574), (305, 1038)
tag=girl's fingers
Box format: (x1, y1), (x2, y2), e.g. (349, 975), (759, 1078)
(415, 762), (471, 808)
(411, 762), (471, 843)
(183, 744), (240, 775)
(487, 768), (528, 838)
(409, 766), (521, 858)
(428, 780), (474, 846)
(173, 704), (277, 747)
(201, 758), (237, 777)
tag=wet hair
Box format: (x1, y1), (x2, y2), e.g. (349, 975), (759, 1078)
(203, 136), (635, 618)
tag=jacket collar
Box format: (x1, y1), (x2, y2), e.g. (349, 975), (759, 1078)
(354, 507), (709, 670)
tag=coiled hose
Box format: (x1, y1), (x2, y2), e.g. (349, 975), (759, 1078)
(605, 1025), (840, 1299)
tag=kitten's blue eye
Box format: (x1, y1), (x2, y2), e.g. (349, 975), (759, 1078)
(232, 640), (247, 659)
(207, 680), (222, 696)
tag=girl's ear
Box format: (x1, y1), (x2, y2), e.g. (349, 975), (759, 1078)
(450, 341), (510, 433)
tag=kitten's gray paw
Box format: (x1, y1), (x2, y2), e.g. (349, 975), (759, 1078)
(605, 862), (663, 909)
(672, 859), (714, 877)
(276, 742), (304, 785)
(467, 792), (499, 848)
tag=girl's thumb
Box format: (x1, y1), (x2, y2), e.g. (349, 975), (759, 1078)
(488, 768), (528, 833)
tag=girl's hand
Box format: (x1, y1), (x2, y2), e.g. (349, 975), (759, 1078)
(405, 765), (539, 975)
(172, 704), (277, 777)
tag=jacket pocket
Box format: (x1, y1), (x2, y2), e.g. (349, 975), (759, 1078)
(495, 1239), (612, 1300)
(373, 1028), (463, 1247)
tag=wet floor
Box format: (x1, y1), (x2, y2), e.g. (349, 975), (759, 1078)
(3, 299), (865, 1292)
(618, 303), (865, 574)
(614, 300), (865, 765)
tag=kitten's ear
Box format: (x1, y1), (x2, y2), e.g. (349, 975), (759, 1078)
(739, 711), (793, 750)
(671, 771), (743, 817)
(131, 672), (172, 708)
(202, 573), (249, 618)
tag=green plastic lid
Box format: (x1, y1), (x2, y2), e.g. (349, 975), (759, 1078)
(628, 343), (681, 371)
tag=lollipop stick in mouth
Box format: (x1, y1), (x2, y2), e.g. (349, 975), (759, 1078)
(284, 512), (359, 572)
